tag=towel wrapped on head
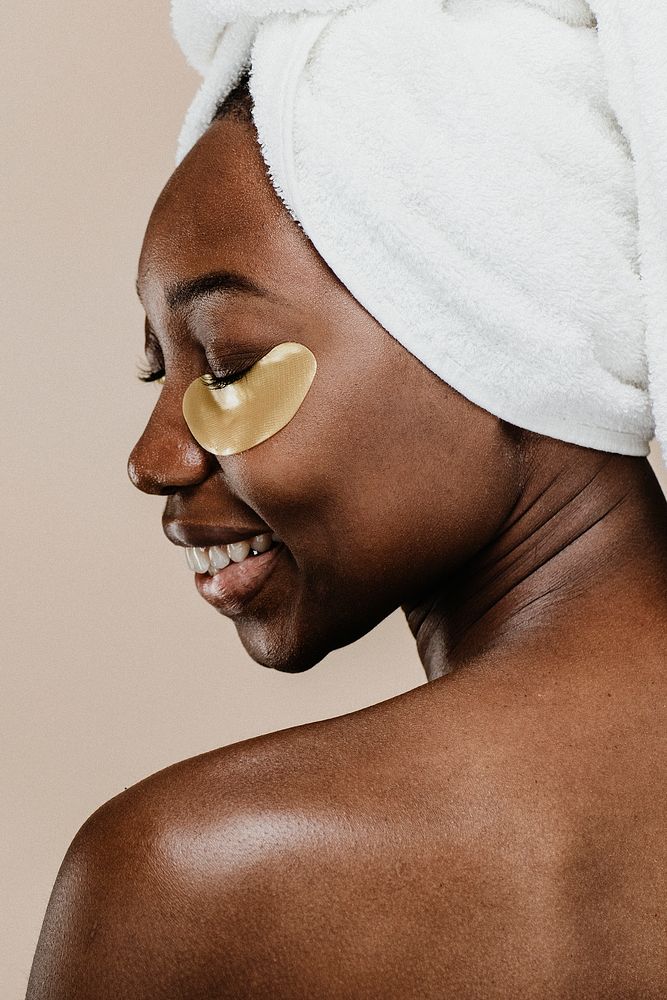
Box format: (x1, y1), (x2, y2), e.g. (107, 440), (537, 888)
(171, 0), (667, 460)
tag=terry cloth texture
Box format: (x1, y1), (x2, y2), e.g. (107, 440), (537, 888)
(171, 0), (667, 460)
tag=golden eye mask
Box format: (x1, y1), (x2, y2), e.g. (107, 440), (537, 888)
(182, 342), (317, 456)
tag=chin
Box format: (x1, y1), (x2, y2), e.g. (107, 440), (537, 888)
(234, 618), (330, 673)
(234, 604), (393, 674)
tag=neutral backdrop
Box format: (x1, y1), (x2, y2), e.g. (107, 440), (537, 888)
(2, 4), (665, 996)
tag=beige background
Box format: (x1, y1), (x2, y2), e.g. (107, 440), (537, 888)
(2, 4), (665, 996)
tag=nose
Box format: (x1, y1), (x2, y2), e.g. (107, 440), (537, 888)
(127, 388), (217, 495)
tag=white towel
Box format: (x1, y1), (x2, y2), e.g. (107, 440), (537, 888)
(170, 0), (667, 460)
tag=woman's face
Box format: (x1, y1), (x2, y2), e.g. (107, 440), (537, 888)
(129, 111), (521, 672)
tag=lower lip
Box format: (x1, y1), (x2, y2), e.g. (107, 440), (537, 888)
(193, 544), (285, 616)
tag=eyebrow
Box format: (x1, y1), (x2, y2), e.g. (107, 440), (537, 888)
(135, 270), (273, 311)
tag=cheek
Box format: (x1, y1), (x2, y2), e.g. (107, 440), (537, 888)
(218, 376), (390, 549)
(226, 369), (426, 525)
(217, 394), (333, 526)
(221, 361), (517, 589)
(321, 376), (519, 575)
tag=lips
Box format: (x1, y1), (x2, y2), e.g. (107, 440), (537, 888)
(194, 542), (285, 616)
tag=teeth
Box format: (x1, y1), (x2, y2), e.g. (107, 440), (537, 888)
(209, 545), (231, 570)
(251, 533), (273, 554)
(227, 540), (251, 563)
(191, 547), (210, 574)
(184, 534), (280, 575)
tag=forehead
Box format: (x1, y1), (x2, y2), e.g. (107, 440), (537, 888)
(138, 115), (287, 299)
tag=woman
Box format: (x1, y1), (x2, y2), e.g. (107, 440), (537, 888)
(28, 2), (666, 997)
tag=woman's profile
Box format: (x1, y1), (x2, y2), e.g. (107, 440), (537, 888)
(27, 1), (666, 997)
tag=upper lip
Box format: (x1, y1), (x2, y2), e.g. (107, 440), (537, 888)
(163, 518), (274, 549)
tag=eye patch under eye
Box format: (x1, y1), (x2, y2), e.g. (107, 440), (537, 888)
(182, 342), (317, 456)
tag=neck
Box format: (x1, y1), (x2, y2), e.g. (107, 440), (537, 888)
(402, 445), (667, 683)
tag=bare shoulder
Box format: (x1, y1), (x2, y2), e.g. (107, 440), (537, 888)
(28, 678), (667, 999)
(26, 696), (424, 1000)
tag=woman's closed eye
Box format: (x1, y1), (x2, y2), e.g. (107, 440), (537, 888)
(135, 360), (257, 389)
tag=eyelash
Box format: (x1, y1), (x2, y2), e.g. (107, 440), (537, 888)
(136, 363), (251, 389)
(201, 369), (250, 390)
(137, 364), (165, 384)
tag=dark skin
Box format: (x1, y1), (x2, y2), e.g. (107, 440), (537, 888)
(27, 106), (667, 999)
